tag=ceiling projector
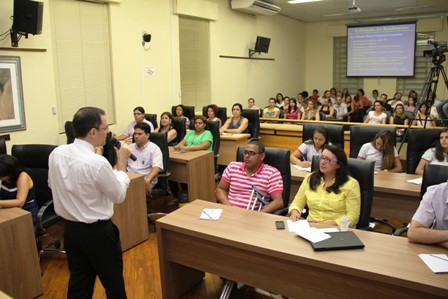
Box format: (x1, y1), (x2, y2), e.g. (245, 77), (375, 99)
(347, 5), (361, 13)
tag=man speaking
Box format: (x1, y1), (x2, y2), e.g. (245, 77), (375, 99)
(49, 107), (131, 298)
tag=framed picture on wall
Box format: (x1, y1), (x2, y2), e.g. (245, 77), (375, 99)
(0, 56), (26, 133)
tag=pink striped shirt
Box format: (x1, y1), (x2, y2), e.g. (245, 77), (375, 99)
(222, 162), (283, 210)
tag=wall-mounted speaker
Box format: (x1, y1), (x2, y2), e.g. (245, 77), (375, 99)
(13, 0), (44, 35)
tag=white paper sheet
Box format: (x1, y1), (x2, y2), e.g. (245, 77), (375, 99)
(287, 219), (331, 243)
(419, 254), (448, 273)
(293, 165), (311, 172)
(407, 177), (423, 185)
(199, 208), (223, 220)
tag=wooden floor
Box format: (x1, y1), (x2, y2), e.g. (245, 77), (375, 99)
(36, 194), (406, 299)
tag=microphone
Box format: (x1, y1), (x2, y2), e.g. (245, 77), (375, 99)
(110, 137), (137, 161)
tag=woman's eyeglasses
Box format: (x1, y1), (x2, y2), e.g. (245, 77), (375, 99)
(320, 156), (338, 164)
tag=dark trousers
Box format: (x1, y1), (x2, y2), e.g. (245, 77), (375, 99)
(64, 219), (126, 299)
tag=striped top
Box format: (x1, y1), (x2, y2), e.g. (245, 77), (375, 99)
(221, 162), (283, 210)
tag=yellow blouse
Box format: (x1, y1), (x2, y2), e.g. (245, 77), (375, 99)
(288, 173), (361, 227)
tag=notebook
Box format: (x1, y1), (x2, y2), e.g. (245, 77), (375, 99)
(311, 231), (365, 251)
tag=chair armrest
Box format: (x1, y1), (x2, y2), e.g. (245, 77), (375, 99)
(393, 225), (409, 236)
(274, 207), (289, 216)
(36, 200), (55, 231)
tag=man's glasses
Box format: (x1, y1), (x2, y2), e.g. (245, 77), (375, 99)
(243, 150), (261, 157)
(320, 156), (338, 164)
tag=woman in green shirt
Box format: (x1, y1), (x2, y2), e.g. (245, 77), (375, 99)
(174, 115), (213, 152)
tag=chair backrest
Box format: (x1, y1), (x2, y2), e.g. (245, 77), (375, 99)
(0, 137), (6, 155)
(11, 144), (58, 209)
(236, 146), (291, 209)
(64, 121), (76, 144)
(242, 109), (260, 140)
(145, 113), (158, 131)
(202, 106), (227, 125)
(171, 105), (195, 121)
(170, 117), (187, 146)
(311, 155), (374, 229)
(349, 126), (396, 158)
(406, 128), (443, 174)
(420, 164), (448, 200)
(302, 123), (345, 150)
(206, 120), (220, 157)
(149, 132), (169, 176)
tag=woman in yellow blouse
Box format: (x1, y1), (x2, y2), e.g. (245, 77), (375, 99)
(289, 145), (361, 228)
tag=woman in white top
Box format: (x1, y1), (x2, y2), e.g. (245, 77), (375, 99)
(290, 127), (330, 168)
(412, 103), (435, 127)
(415, 129), (448, 175)
(357, 130), (402, 172)
(364, 100), (387, 124)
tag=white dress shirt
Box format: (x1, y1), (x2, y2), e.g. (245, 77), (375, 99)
(48, 139), (130, 223)
(127, 141), (163, 186)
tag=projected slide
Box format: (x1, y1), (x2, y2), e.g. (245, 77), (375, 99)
(347, 23), (416, 77)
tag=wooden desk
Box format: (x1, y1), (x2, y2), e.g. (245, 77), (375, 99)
(112, 172), (149, 251)
(290, 165), (422, 223)
(218, 133), (250, 166)
(168, 147), (215, 202)
(0, 208), (43, 299)
(157, 200), (448, 299)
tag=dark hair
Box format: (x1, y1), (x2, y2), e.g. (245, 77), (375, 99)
(175, 104), (185, 115)
(434, 128), (448, 161)
(248, 140), (265, 153)
(73, 107), (105, 138)
(372, 130), (395, 170)
(275, 93), (283, 104)
(393, 103), (406, 118)
(374, 100), (383, 107)
(232, 103), (243, 112)
(305, 126), (330, 147)
(159, 112), (174, 129)
(134, 106), (145, 114)
(134, 122), (151, 134)
(248, 98), (255, 103)
(0, 154), (20, 181)
(288, 98), (298, 113)
(357, 89), (365, 96)
(381, 93), (388, 99)
(194, 115), (207, 124)
(309, 145), (349, 194)
(301, 91), (309, 98)
(206, 104), (219, 117)
(419, 103), (429, 113)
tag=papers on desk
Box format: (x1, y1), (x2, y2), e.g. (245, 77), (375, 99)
(419, 254), (448, 273)
(199, 208), (223, 220)
(293, 165), (311, 172)
(407, 177), (423, 185)
(287, 220), (333, 243)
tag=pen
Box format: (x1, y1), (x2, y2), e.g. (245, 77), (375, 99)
(202, 210), (213, 219)
(430, 254), (448, 262)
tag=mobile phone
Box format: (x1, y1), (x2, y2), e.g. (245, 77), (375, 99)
(275, 220), (285, 230)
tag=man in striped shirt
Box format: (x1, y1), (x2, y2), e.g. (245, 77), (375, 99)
(216, 141), (283, 213)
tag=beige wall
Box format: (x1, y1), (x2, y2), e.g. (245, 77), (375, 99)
(0, 0), (447, 153)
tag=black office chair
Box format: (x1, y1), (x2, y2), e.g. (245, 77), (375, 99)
(310, 155), (374, 230)
(202, 106), (227, 125)
(406, 128), (442, 174)
(170, 117), (187, 146)
(236, 146), (290, 210)
(0, 136), (6, 155)
(145, 113), (158, 131)
(349, 126), (396, 158)
(64, 121), (76, 144)
(206, 121), (221, 175)
(394, 164), (448, 236)
(11, 144), (66, 259)
(303, 123), (345, 150)
(242, 109), (260, 142)
(147, 132), (171, 230)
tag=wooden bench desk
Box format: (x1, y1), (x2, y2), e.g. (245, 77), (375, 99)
(157, 200), (448, 299)
(218, 133), (250, 166)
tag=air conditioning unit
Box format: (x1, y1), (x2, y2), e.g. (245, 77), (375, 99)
(231, 0), (281, 16)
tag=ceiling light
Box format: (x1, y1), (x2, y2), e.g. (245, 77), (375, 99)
(288, 0), (322, 4)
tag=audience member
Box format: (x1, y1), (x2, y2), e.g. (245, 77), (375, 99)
(175, 115), (213, 152)
(408, 181), (448, 249)
(436, 99), (448, 127)
(215, 141), (283, 213)
(357, 130), (402, 172)
(333, 95), (348, 121)
(404, 97), (417, 113)
(290, 126), (330, 168)
(0, 154), (39, 224)
(154, 112), (177, 144)
(364, 100), (387, 124)
(317, 97), (335, 120)
(301, 100), (318, 121)
(289, 145), (360, 228)
(356, 89), (370, 108)
(412, 103), (435, 127)
(415, 128), (448, 175)
(344, 95), (354, 121)
(221, 103), (249, 134)
(282, 96), (290, 111)
(341, 88), (349, 100)
(117, 106), (154, 141)
(174, 104), (191, 131)
(369, 89), (379, 104)
(275, 92), (283, 108)
(206, 104), (222, 128)
(128, 122), (163, 195)
(387, 92), (404, 109)
(390, 103), (409, 125)
(283, 98), (301, 120)
(318, 90), (334, 105)
(262, 98), (281, 119)
(380, 93), (394, 114)
(247, 98), (261, 115)
(351, 95), (364, 123)
(308, 89), (319, 104)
